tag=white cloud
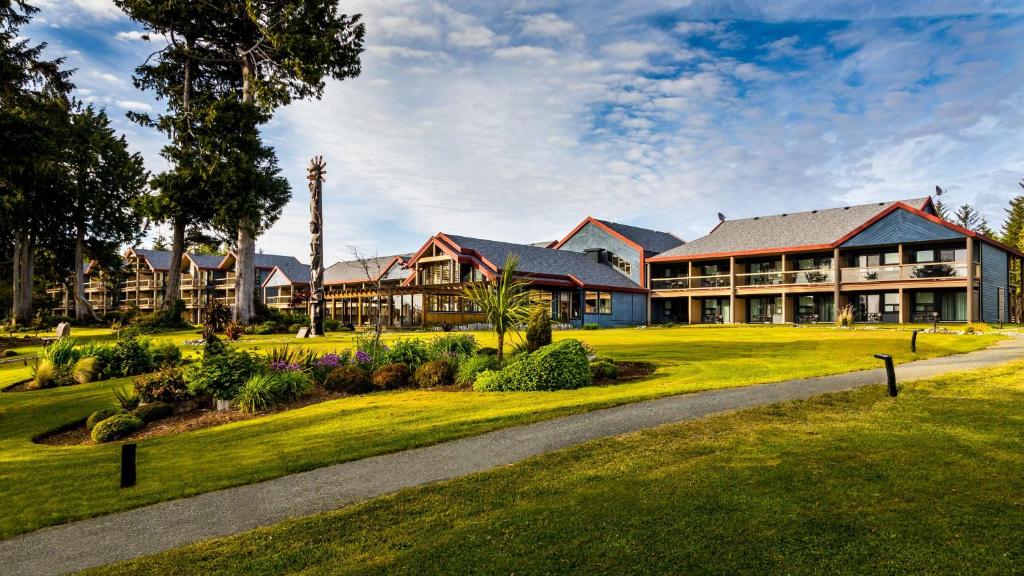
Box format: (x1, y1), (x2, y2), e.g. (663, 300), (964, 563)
(493, 45), (557, 61)
(521, 13), (575, 37)
(116, 100), (153, 112)
(35, 0), (122, 21)
(115, 31), (148, 42)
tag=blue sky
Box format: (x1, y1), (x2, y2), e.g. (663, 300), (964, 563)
(24, 0), (1024, 263)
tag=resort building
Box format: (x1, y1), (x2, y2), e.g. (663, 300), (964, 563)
(401, 233), (649, 328)
(261, 261), (312, 313)
(322, 255), (414, 327)
(646, 198), (1023, 325)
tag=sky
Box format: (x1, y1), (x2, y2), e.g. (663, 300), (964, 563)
(23, 0), (1024, 264)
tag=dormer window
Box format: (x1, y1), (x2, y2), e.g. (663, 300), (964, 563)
(607, 252), (631, 276)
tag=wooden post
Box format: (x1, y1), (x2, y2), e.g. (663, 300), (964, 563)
(645, 262), (652, 325)
(966, 237), (976, 322)
(729, 256), (737, 323)
(357, 295), (362, 326)
(899, 287), (910, 324)
(135, 256), (141, 307)
(833, 247), (841, 317)
(780, 254), (789, 324)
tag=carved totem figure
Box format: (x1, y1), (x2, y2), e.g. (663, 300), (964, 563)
(308, 155), (327, 337)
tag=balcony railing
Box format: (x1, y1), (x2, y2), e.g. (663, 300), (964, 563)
(265, 295), (296, 306)
(650, 274), (731, 290)
(737, 268), (834, 287)
(841, 262), (969, 283)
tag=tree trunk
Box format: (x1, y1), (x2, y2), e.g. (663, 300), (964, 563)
(11, 235), (22, 327)
(497, 330), (505, 363)
(233, 58), (257, 325)
(73, 226), (97, 322)
(234, 224), (256, 324)
(12, 231), (35, 326)
(164, 216), (185, 307)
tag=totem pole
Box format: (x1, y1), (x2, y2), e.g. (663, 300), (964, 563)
(308, 156), (327, 337)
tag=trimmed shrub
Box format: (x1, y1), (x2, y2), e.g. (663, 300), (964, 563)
(383, 338), (431, 369)
(323, 365), (372, 394)
(86, 407), (120, 431)
(456, 354), (499, 386)
(413, 359), (455, 388)
(525, 307), (552, 352)
(254, 321), (282, 335)
(372, 362), (411, 390)
(94, 337), (155, 380)
(582, 323), (600, 330)
(185, 349), (263, 400)
(133, 366), (192, 404)
(473, 339), (591, 392)
(91, 413), (143, 443)
(590, 360), (618, 380)
(133, 402), (174, 423)
(287, 323), (303, 334)
(428, 334), (477, 358)
(151, 341), (182, 367)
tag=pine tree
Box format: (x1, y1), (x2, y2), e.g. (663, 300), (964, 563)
(953, 204), (994, 235)
(1001, 183), (1024, 249)
(116, 0), (366, 324)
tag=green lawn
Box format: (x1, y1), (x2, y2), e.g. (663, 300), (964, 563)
(87, 358), (1024, 576)
(0, 326), (1001, 539)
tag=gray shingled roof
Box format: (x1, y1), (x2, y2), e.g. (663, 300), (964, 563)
(596, 220), (685, 255)
(132, 249), (173, 271)
(445, 234), (642, 290)
(246, 253), (309, 285)
(655, 198), (931, 259)
(187, 254), (225, 270)
(324, 255), (410, 285)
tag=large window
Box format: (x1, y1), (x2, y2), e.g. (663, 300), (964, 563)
(585, 291), (613, 315)
(607, 252), (632, 276)
(915, 248), (966, 263)
(914, 292), (935, 312)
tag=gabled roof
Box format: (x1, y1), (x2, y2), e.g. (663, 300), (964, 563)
(554, 216), (684, 257)
(261, 263), (312, 287)
(129, 248), (174, 271)
(410, 233), (644, 291)
(185, 253), (225, 270)
(324, 255), (411, 285)
(650, 197), (934, 261)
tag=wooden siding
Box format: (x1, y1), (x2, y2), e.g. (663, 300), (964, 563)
(558, 222), (641, 284)
(841, 209), (964, 248)
(980, 241), (1009, 323)
(582, 291), (646, 327)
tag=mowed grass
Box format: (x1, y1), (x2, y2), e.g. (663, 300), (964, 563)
(0, 326), (1001, 539)
(89, 359), (1024, 576)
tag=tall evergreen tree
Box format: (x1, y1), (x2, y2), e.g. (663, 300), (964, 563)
(63, 104), (148, 321)
(117, 0), (365, 324)
(933, 186), (950, 220)
(953, 203), (994, 236)
(1001, 183), (1024, 249)
(0, 0), (74, 325)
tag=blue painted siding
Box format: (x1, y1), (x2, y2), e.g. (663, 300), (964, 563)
(559, 222), (641, 285)
(841, 209), (964, 248)
(980, 242), (1010, 323)
(581, 292), (646, 327)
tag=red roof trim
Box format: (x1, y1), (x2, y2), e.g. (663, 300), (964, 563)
(553, 217), (647, 254)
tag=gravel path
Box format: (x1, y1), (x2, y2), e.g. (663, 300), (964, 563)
(2, 335), (1022, 576)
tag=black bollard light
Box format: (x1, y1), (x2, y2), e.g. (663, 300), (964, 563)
(121, 443), (137, 488)
(873, 354), (897, 397)
(911, 329), (921, 353)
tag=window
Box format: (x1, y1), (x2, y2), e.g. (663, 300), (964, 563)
(584, 290), (613, 315)
(883, 292), (899, 313)
(915, 292), (935, 312)
(798, 295), (815, 314)
(607, 252), (632, 276)
(915, 249), (934, 263)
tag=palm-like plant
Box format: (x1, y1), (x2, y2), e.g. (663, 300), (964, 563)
(463, 254), (532, 362)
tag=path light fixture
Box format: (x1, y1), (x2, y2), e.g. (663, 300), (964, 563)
(911, 329), (921, 353)
(873, 354), (898, 397)
(121, 443), (137, 488)
(932, 311), (939, 331)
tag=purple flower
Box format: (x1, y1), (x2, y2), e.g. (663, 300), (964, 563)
(354, 351), (372, 364)
(317, 353), (342, 367)
(269, 361), (302, 372)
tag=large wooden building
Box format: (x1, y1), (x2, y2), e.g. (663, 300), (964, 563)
(647, 198), (1023, 325)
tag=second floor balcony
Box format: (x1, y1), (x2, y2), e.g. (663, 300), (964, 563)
(841, 262), (972, 283)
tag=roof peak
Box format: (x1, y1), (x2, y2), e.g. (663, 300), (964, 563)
(717, 197), (928, 226)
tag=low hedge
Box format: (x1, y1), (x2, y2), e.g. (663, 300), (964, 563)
(324, 365), (372, 394)
(133, 402), (174, 423)
(474, 339), (592, 392)
(372, 363), (411, 390)
(412, 359), (455, 388)
(91, 413), (143, 443)
(86, 407), (120, 432)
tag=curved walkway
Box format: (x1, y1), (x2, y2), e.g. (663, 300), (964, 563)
(3, 335), (1022, 576)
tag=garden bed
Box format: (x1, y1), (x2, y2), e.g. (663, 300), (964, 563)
(2, 379), (37, 393)
(595, 361), (656, 385)
(35, 386), (351, 446)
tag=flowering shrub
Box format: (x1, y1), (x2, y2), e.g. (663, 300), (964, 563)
(354, 350), (373, 366)
(268, 361), (302, 373)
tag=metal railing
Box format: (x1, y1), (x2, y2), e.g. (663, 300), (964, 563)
(737, 268), (834, 286)
(650, 274), (731, 290)
(841, 262), (969, 283)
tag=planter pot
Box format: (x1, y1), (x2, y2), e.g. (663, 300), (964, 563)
(215, 399), (232, 412)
